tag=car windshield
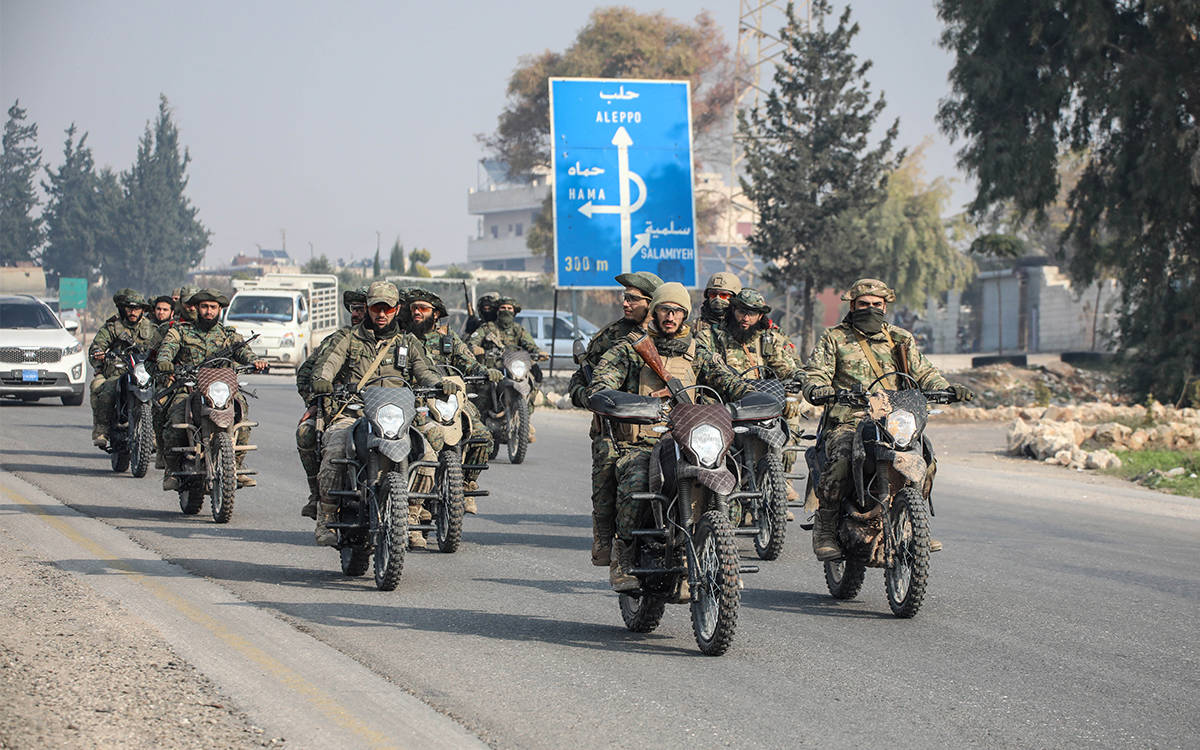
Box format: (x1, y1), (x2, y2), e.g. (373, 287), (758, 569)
(0, 300), (61, 329)
(226, 295), (293, 322)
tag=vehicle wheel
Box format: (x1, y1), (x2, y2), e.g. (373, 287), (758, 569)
(824, 559), (867, 600)
(690, 509), (740, 656)
(373, 471), (408, 591)
(753, 453), (788, 560)
(619, 593), (666, 633)
(340, 546), (370, 577)
(61, 393), (83, 406)
(506, 392), (529, 464)
(130, 405), (154, 478)
(434, 449), (464, 553)
(488, 434), (500, 460)
(109, 435), (130, 473)
(179, 486), (203, 515)
(885, 486), (931, 618)
(209, 432), (237, 524)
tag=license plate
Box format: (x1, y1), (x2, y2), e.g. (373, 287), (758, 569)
(22, 369), (38, 382)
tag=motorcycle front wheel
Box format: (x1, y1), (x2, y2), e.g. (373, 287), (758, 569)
(753, 453), (788, 560)
(373, 471), (408, 591)
(179, 485), (203, 515)
(690, 509), (740, 656)
(340, 546), (370, 577)
(209, 432), (237, 524)
(505, 391), (529, 464)
(824, 559), (866, 600)
(619, 592), (666, 633)
(130, 405), (154, 478)
(885, 486), (931, 618)
(435, 449), (464, 553)
(109, 424), (130, 473)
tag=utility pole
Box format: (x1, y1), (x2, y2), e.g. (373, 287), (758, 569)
(308, 241), (314, 261)
(281, 229), (286, 252)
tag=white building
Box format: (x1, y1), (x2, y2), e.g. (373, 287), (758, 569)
(466, 161), (551, 273)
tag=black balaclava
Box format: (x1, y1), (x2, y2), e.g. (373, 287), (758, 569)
(481, 305), (498, 323)
(497, 310), (515, 327)
(849, 307), (886, 335)
(700, 297), (729, 323)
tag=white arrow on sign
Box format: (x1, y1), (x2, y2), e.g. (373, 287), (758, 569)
(576, 126), (647, 274)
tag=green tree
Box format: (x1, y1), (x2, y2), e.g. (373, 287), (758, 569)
(109, 95), (210, 291)
(388, 240), (404, 272)
(740, 0), (902, 353)
(372, 248), (381, 278)
(407, 247), (431, 278)
(0, 101), (44, 264)
(304, 254), (333, 274)
(41, 125), (108, 282)
(937, 0), (1200, 401)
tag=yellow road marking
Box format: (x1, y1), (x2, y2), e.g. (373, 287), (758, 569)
(1, 482), (399, 750)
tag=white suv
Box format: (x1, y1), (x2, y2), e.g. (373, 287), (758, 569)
(0, 294), (87, 405)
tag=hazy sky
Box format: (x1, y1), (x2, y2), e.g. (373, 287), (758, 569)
(1, 0), (968, 268)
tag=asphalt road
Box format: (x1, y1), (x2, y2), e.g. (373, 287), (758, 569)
(2, 375), (1197, 749)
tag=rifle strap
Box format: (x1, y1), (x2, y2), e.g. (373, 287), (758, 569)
(853, 327), (897, 390)
(331, 333), (400, 423)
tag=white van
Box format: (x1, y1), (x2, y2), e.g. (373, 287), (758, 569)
(226, 274), (339, 366)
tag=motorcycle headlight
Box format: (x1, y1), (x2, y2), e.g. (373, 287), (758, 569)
(376, 403), (406, 438)
(134, 363), (151, 386)
(206, 380), (231, 409)
(63, 341), (82, 355)
(508, 360), (528, 380)
(886, 409), (917, 448)
(433, 394), (458, 423)
(688, 424), (725, 469)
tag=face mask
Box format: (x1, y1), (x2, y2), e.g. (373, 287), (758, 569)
(701, 298), (729, 322)
(850, 306), (886, 335)
(498, 311), (515, 326)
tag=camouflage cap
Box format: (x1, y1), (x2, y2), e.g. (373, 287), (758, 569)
(171, 287), (182, 299)
(187, 288), (230, 307)
(179, 285), (200, 303)
(651, 282), (692, 317)
(496, 296), (522, 314)
(407, 288), (448, 318)
(477, 292), (500, 307)
(112, 288), (150, 309)
(614, 271), (664, 297)
(705, 272), (742, 295)
(841, 278), (896, 303)
(366, 281), (400, 308)
(732, 288), (771, 314)
(342, 286), (368, 310)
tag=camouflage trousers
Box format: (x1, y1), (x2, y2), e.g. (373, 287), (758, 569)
(613, 442), (655, 544)
(317, 416), (357, 503)
(815, 423), (856, 512)
(591, 435), (619, 534)
(89, 376), (118, 433)
(296, 409), (320, 479)
(161, 391), (251, 474)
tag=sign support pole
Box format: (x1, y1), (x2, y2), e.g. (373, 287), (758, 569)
(549, 288), (560, 377)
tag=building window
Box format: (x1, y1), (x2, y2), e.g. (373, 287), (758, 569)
(515, 223), (523, 237)
(491, 225), (499, 239)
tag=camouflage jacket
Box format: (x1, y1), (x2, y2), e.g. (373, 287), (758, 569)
(568, 317), (641, 409)
(467, 320), (544, 367)
(89, 316), (159, 378)
(311, 322), (441, 391)
(799, 320), (949, 426)
(156, 322), (257, 371)
(295, 327), (353, 401)
(411, 324), (488, 379)
(695, 321), (798, 380)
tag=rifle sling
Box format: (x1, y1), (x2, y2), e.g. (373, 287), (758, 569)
(330, 333), (401, 423)
(853, 327), (899, 390)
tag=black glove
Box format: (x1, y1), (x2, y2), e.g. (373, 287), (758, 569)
(807, 385), (835, 404)
(949, 383), (975, 403)
(311, 377), (333, 394)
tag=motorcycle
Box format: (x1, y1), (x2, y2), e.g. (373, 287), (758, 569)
(805, 372), (954, 618)
(102, 347), (156, 478)
(588, 384), (773, 656)
(166, 354), (260, 523)
(726, 366), (791, 560)
(480, 349), (537, 464)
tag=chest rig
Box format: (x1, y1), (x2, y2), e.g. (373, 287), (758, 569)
(611, 339), (698, 444)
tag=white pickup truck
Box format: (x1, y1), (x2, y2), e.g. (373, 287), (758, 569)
(225, 274), (339, 367)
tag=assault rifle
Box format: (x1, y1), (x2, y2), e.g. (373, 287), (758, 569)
(627, 330), (692, 404)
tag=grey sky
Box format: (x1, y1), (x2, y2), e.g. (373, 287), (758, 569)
(1, 0), (968, 268)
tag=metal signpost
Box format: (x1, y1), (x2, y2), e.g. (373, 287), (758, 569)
(549, 78), (698, 289)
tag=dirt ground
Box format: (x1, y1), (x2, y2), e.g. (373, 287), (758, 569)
(0, 525), (283, 749)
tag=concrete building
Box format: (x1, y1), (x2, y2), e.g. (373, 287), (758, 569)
(466, 161), (551, 273)
(977, 261), (1119, 353)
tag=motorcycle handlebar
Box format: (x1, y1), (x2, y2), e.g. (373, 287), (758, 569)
(809, 388), (958, 406)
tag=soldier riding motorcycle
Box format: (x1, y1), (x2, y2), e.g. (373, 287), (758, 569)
(99, 346), (157, 477)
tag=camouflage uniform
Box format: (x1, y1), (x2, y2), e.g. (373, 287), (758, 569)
(149, 316), (186, 463)
(467, 310), (547, 414)
(88, 292), (157, 442)
(294, 328), (352, 484)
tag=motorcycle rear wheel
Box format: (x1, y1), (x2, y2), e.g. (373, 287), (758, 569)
(506, 392), (529, 464)
(179, 485), (203, 515)
(210, 432), (237, 524)
(690, 509), (740, 656)
(824, 559), (866, 600)
(435, 449), (464, 553)
(109, 428), (130, 473)
(373, 471), (408, 591)
(753, 453), (788, 560)
(340, 546), (370, 577)
(619, 592), (666, 633)
(885, 486), (931, 618)
(130, 405), (154, 478)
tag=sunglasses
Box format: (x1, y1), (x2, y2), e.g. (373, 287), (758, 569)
(705, 290), (732, 300)
(657, 306), (687, 318)
(410, 303), (434, 312)
(369, 303), (398, 314)
(622, 293), (651, 303)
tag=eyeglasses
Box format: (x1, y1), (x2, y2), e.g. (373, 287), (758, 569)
(657, 306), (687, 318)
(369, 303), (397, 314)
(622, 293), (651, 303)
(705, 290), (732, 300)
(410, 303), (434, 312)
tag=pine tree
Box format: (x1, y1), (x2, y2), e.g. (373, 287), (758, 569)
(388, 240), (404, 272)
(0, 101), (44, 264)
(41, 125), (105, 281)
(740, 1), (901, 353)
(372, 248), (381, 278)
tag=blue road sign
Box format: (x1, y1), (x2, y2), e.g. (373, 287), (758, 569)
(549, 78), (697, 289)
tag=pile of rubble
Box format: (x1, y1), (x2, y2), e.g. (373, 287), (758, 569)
(947, 361), (1125, 409)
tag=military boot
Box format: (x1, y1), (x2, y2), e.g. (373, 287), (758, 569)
(812, 509), (842, 561)
(154, 451), (165, 470)
(591, 516), (613, 567)
(91, 423), (109, 450)
(609, 539), (639, 592)
(314, 502), (338, 546)
(785, 481), (799, 521)
(301, 476), (320, 519)
(463, 480), (478, 514)
(407, 505), (426, 549)
(528, 423), (536, 443)
(235, 452), (255, 487)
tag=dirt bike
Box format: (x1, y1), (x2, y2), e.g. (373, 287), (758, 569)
(480, 349), (538, 464)
(101, 347), (156, 478)
(805, 373), (954, 618)
(166, 355), (260, 523)
(588, 385), (774, 656)
(407, 368), (490, 553)
(727, 365), (791, 560)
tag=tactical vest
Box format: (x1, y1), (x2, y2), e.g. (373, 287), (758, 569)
(612, 340), (698, 444)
